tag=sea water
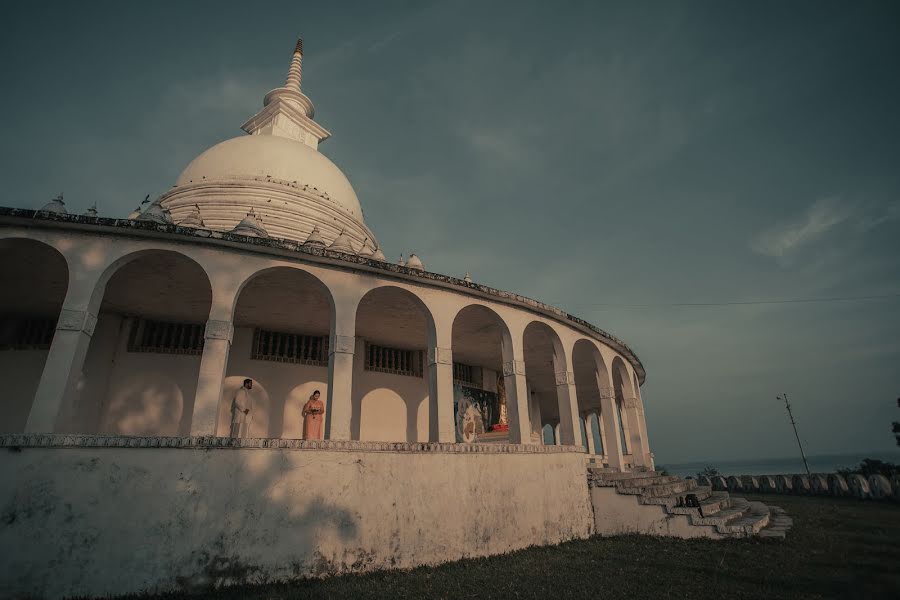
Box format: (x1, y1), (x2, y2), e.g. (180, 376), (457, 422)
(658, 450), (900, 478)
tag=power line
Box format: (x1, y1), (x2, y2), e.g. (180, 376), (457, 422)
(551, 292), (900, 309)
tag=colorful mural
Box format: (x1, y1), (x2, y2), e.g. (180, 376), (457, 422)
(453, 384), (500, 443)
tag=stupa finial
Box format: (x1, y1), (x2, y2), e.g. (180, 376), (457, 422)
(285, 38), (303, 90)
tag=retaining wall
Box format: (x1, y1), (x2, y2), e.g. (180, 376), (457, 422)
(0, 435), (593, 599)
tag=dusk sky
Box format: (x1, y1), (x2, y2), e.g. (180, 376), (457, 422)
(2, 0), (898, 464)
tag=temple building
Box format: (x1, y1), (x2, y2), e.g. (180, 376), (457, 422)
(0, 39), (787, 599)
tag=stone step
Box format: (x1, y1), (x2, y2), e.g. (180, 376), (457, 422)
(589, 469), (659, 481)
(617, 474), (681, 488)
(666, 491), (729, 516)
(637, 479), (698, 498)
(718, 502), (770, 536)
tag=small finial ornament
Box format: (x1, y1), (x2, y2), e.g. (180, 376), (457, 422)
(229, 208), (269, 238)
(464, 272), (473, 283)
(84, 203), (98, 217)
(39, 193), (67, 214)
(303, 225), (326, 247)
(398, 254), (405, 267)
(328, 229), (357, 254)
(137, 196), (173, 225)
(407, 253), (424, 271)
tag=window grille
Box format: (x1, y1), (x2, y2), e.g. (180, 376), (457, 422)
(365, 342), (423, 378)
(453, 362), (477, 386)
(0, 317), (57, 350)
(128, 318), (205, 355)
(252, 329), (328, 365)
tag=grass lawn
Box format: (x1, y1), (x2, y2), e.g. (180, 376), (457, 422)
(112, 494), (899, 600)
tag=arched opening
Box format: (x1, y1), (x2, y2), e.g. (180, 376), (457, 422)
(353, 286), (434, 442)
(450, 304), (513, 443)
(522, 321), (567, 446)
(215, 267), (333, 438)
(573, 339), (611, 463)
(77, 251), (212, 436)
(611, 356), (639, 465)
(0, 239), (69, 432)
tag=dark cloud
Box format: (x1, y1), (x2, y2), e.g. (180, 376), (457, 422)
(2, 0), (898, 462)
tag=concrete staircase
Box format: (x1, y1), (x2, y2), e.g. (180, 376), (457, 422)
(587, 468), (792, 539)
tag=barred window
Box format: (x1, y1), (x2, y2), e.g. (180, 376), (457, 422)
(128, 318), (205, 355)
(453, 362), (477, 386)
(365, 342), (424, 378)
(0, 317), (57, 350)
(252, 329), (328, 365)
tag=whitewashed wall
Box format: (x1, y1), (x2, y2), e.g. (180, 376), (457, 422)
(0, 444), (593, 599)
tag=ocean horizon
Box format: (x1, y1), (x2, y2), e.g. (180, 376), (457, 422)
(657, 450), (900, 478)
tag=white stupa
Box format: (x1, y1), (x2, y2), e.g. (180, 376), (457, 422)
(160, 39), (379, 248)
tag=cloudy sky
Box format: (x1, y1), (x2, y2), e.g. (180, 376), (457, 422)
(2, 0), (898, 464)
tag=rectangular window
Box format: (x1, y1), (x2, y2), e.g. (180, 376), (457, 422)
(251, 329), (329, 366)
(127, 318), (205, 355)
(0, 317), (57, 350)
(365, 342), (423, 378)
(453, 361), (477, 386)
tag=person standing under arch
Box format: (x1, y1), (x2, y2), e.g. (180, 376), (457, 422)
(302, 390), (325, 440)
(230, 379), (254, 438)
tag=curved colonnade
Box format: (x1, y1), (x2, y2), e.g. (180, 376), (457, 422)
(0, 212), (652, 470)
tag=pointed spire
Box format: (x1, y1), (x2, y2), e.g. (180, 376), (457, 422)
(398, 254), (406, 267)
(241, 37), (331, 148)
(357, 237), (374, 257)
(39, 193), (67, 214)
(230, 208), (269, 238)
(84, 203), (98, 217)
(463, 272), (473, 283)
(303, 224), (326, 247)
(285, 38), (303, 90)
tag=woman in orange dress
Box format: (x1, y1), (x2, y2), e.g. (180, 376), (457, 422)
(301, 390), (325, 440)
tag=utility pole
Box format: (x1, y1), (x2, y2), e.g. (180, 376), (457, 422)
(778, 393), (811, 476)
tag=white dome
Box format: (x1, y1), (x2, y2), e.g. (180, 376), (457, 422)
(175, 135), (363, 221)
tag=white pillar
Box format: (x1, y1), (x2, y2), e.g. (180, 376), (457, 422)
(190, 319), (234, 436)
(25, 308), (97, 432)
(325, 333), (355, 440)
(427, 346), (455, 442)
(501, 358), (530, 444)
(554, 370), (581, 446)
(624, 395), (649, 467)
(583, 413), (595, 454)
(599, 376), (625, 471)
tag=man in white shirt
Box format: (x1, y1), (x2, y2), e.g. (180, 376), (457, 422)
(230, 379), (254, 438)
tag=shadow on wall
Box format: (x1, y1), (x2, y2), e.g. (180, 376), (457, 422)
(357, 385), (428, 443)
(1, 448), (361, 597)
(100, 374), (186, 436)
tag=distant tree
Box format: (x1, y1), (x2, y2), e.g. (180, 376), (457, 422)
(837, 458), (899, 478)
(696, 466), (719, 480)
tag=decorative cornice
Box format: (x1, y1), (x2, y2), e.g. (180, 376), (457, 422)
(554, 371), (575, 386)
(0, 209), (646, 385)
(205, 319), (234, 343)
(0, 433), (583, 454)
(57, 309), (97, 336)
(428, 347), (452, 366)
(502, 360), (526, 377)
(330, 334), (354, 355)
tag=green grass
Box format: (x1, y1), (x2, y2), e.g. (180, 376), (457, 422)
(114, 494), (900, 600)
